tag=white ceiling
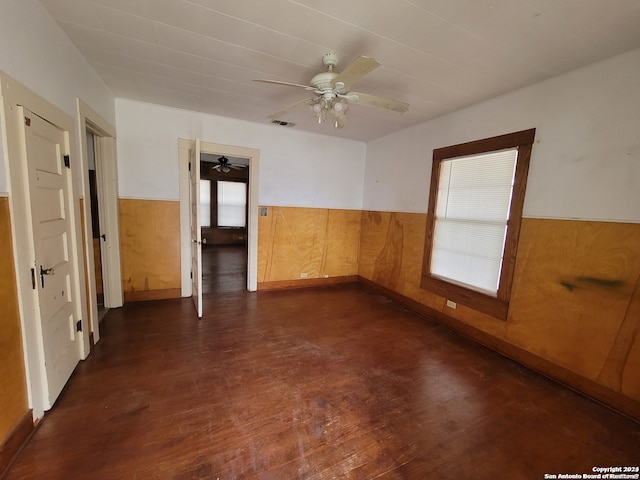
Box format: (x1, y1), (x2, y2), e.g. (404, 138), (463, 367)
(40, 0), (640, 142)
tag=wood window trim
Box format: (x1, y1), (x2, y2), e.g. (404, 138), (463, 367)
(420, 128), (535, 320)
(211, 179), (218, 228)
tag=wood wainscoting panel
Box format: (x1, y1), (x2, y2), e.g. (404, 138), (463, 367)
(359, 210), (640, 411)
(358, 211), (457, 326)
(0, 198), (30, 443)
(119, 199), (181, 301)
(258, 206), (360, 283)
(508, 218), (640, 397)
(359, 211), (427, 294)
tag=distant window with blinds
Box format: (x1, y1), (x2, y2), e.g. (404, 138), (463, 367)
(217, 181), (246, 227)
(421, 129), (535, 320)
(200, 179), (211, 227)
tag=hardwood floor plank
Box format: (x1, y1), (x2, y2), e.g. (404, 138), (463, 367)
(4, 247), (640, 479)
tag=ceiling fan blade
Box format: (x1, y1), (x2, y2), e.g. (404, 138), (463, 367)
(333, 56), (380, 90)
(268, 98), (315, 120)
(347, 92), (409, 113)
(254, 79), (315, 91)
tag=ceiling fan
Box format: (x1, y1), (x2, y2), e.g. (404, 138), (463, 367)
(211, 156), (247, 173)
(254, 53), (409, 129)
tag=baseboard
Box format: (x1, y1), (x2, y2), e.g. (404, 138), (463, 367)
(123, 288), (181, 303)
(358, 276), (640, 424)
(0, 410), (34, 478)
(258, 275), (358, 291)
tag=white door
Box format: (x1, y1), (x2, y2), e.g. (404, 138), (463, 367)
(94, 135), (123, 309)
(190, 139), (203, 317)
(21, 107), (81, 407)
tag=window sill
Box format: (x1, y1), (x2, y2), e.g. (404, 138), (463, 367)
(420, 275), (508, 320)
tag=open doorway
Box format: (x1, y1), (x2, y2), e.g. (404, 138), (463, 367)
(199, 154), (249, 295)
(85, 131), (108, 322)
(178, 139), (259, 308)
(77, 99), (122, 344)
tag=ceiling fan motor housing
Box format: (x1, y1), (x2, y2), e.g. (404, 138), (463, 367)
(311, 52), (340, 95)
(311, 71), (338, 93)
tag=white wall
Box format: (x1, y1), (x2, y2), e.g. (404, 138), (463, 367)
(116, 99), (366, 210)
(364, 47), (640, 223)
(0, 0), (115, 193)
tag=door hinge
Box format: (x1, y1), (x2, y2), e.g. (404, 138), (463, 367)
(76, 319), (82, 332)
(31, 268), (36, 289)
(190, 271), (193, 279)
(64, 155), (70, 169)
(25, 116), (31, 127)
(188, 162), (191, 171)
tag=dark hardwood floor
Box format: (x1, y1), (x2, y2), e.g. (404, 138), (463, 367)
(4, 246), (639, 479)
(202, 245), (247, 295)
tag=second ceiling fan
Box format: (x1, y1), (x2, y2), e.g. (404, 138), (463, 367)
(210, 156), (247, 173)
(254, 53), (409, 129)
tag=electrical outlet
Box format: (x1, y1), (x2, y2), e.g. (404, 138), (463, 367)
(300, 272), (308, 278)
(446, 299), (457, 309)
(260, 207), (268, 216)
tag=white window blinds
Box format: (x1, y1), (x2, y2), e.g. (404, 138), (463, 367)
(431, 148), (518, 295)
(199, 179), (211, 228)
(217, 181), (246, 227)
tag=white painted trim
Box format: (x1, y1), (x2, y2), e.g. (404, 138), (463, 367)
(178, 139), (192, 296)
(77, 126), (100, 343)
(190, 139), (203, 317)
(1, 71), (88, 419)
(75, 99), (122, 344)
(178, 138), (259, 295)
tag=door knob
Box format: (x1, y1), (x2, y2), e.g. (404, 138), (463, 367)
(39, 265), (55, 288)
(40, 265), (55, 276)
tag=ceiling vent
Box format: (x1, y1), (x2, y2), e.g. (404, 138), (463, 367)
(270, 119), (296, 127)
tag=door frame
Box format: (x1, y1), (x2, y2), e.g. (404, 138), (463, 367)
(178, 139), (260, 295)
(76, 99), (122, 344)
(1, 72), (89, 420)
(189, 139), (203, 317)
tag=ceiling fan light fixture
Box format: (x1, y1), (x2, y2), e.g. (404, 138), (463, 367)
(310, 99), (326, 124)
(309, 97), (348, 128)
(332, 99), (347, 113)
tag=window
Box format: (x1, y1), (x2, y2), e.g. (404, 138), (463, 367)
(217, 181), (246, 227)
(421, 129), (535, 320)
(200, 179), (211, 227)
